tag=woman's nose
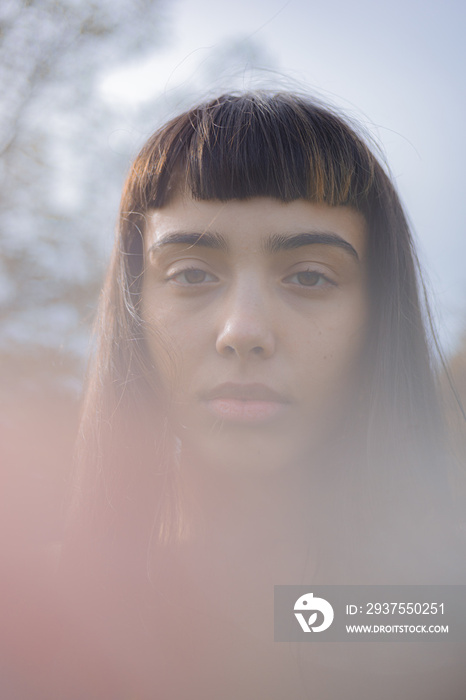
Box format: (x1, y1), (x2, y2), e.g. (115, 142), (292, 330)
(215, 283), (276, 359)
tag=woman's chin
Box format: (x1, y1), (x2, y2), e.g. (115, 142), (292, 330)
(177, 429), (315, 478)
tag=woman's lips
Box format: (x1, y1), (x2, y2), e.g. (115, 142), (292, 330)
(202, 383), (290, 424)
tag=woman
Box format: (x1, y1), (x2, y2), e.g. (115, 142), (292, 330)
(55, 91), (465, 699)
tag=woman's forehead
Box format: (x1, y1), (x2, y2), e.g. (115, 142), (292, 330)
(144, 194), (367, 262)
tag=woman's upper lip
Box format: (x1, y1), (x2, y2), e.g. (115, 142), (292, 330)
(203, 382), (289, 402)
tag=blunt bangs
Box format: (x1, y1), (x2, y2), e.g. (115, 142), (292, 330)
(129, 92), (379, 211)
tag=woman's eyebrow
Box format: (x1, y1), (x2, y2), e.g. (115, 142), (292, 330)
(264, 232), (359, 260)
(148, 231), (227, 254)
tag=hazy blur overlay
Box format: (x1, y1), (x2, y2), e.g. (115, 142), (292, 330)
(1, 0), (465, 558)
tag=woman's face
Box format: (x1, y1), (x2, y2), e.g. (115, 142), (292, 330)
(141, 193), (368, 473)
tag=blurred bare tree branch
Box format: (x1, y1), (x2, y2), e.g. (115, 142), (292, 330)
(0, 0), (168, 155)
(0, 0), (169, 390)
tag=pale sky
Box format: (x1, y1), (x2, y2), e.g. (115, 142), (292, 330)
(101, 0), (466, 351)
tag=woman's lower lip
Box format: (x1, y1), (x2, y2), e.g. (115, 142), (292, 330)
(205, 398), (286, 423)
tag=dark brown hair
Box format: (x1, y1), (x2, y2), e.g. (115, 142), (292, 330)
(66, 92), (456, 582)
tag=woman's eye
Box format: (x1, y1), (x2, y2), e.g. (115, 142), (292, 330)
(285, 270), (332, 287)
(168, 268), (217, 285)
